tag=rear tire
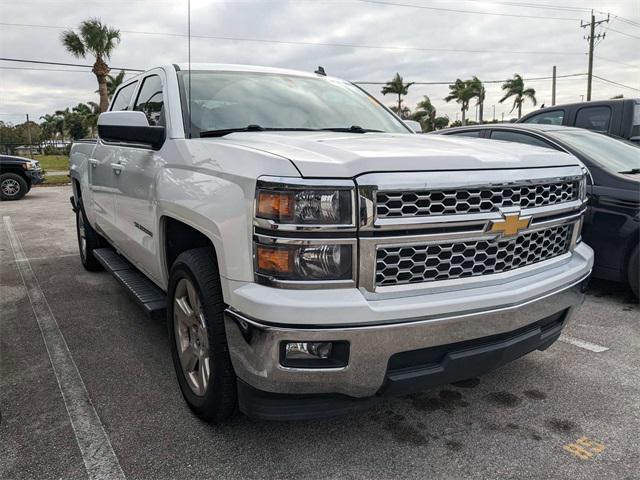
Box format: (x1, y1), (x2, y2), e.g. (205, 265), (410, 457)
(167, 247), (237, 422)
(628, 245), (639, 301)
(75, 199), (104, 271)
(0, 173), (28, 200)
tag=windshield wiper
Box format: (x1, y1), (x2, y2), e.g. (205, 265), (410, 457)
(200, 125), (317, 137)
(619, 168), (640, 174)
(320, 125), (384, 133)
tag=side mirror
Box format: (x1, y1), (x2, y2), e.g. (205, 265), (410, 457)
(403, 120), (422, 133)
(98, 111), (165, 150)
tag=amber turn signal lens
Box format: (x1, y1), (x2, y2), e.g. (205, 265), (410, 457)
(256, 245), (293, 273)
(257, 191), (294, 220)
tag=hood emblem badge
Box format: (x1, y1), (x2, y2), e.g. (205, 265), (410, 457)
(489, 210), (531, 237)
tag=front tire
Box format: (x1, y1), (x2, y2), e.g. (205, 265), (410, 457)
(75, 200), (104, 271)
(167, 248), (237, 422)
(0, 173), (28, 200)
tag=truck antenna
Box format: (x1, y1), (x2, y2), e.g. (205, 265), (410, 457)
(187, 0), (192, 138)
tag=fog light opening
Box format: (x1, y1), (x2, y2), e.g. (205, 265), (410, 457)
(280, 341), (349, 368)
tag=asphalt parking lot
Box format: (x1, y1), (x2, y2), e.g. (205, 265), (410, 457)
(1, 185), (639, 480)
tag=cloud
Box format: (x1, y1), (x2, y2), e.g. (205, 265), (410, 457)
(0, 0), (638, 125)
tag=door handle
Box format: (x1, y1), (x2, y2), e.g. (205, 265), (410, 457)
(88, 159), (99, 168)
(111, 163), (124, 175)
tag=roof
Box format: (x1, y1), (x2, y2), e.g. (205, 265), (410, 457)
(437, 124), (587, 134)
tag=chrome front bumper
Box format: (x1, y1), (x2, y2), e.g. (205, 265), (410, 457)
(224, 273), (589, 398)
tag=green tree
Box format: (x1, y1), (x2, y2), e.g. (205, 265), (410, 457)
(434, 116), (449, 130)
(410, 96), (436, 132)
(499, 74), (537, 119)
(382, 73), (414, 117)
(72, 102), (100, 136)
(444, 79), (474, 126)
(468, 76), (485, 123)
(61, 18), (121, 112)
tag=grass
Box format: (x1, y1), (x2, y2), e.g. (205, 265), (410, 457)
(32, 154), (69, 171)
(41, 174), (71, 186)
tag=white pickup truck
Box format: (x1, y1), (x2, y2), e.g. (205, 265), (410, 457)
(70, 64), (593, 421)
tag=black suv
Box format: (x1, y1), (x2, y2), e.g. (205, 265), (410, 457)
(0, 154), (44, 200)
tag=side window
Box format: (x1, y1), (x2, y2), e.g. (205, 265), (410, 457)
(449, 130), (482, 138)
(490, 130), (555, 149)
(134, 75), (165, 126)
(522, 110), (564, 125)
(575, 106), (611, 132)
(110, 81), (138, 111)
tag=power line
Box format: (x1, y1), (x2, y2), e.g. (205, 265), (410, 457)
(354, 0), (580, 21)
(611, 14), (640, 29)
(0, 66), (95, 73)
(458, 0), (592, 14)
(354, 73), (586, 85)
(594, 56), (639, 68)
(592, 75), (640, 92)
(606, 27), (640, 40)
(0, 57), (143, 72)
(0, 22), (585, 56)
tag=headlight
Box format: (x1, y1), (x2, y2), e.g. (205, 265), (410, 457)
(255, 241), (353, 282)
(254, 178), (357, 288)
(255, 178), (355, 227)
(23, 162), (35, 170)
(578, 174), (587, 201)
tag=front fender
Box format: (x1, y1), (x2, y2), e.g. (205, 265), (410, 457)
(156, 166), (255, 287)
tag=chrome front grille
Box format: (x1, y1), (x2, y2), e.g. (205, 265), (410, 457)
(376, 181), (578, 218)
(357, 167), (586, 293)
(376, 224), (573, 286)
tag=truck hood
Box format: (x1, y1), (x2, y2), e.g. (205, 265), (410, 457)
(214, 132), (581, 178)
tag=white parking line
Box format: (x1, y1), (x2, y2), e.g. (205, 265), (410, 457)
(559, 335), (609, 353)
(3, 216), (126, 480)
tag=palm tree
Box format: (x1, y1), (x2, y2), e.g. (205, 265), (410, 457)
(444, 79), (474, 126)
(97, 70), (126, 100)
(468, 76), (485, 123)
(72, 102), (100, 136)
(411, 96), (436, 132)
(499, 74), (537, 119)
(382, 73), (414, 117)
(39, 114), (62, 144)
(61, 18), (121, 112)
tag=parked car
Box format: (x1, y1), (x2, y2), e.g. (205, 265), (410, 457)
(438, 124), (639, 298)
(69, 64), (593, 422)
(0, 154), (43, 200)
(518, 98), (640, 144)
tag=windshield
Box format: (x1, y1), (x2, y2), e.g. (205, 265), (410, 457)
(552, 130), (640, 173)
(177, 71), (409, 137)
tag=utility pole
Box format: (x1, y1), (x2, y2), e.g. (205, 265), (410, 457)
(581, 10), (609, 101)
(25, 114), (33, 158)
(492, 105), (496, 122)
(551, 66), (556, 106)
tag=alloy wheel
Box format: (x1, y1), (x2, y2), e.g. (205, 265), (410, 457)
(173, 277), (211, 397)
(1, 178), (20, 197)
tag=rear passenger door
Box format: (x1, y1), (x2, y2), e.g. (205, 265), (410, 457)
(90, 80), (138, 241)
(573, 106), (613, 134)
(111, 73), (167, 284)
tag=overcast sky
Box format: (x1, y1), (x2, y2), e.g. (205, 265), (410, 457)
(1, 0), (638, 126)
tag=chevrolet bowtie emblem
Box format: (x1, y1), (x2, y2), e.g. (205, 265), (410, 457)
(489, 212), (531, 237)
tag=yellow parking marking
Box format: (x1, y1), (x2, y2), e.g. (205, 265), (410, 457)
(563, 437), (606, 460)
